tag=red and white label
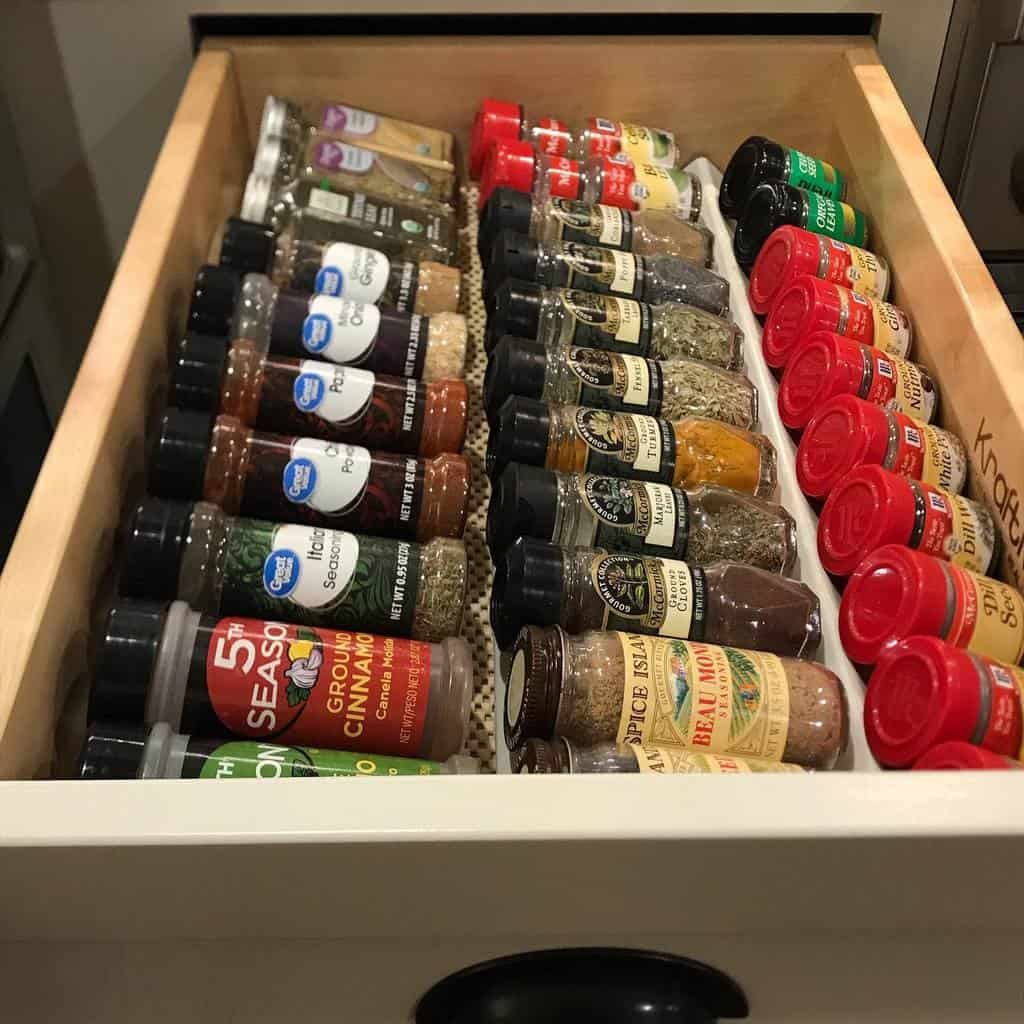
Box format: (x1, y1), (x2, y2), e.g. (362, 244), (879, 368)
(597, 157), (639, 210)
(535, 117), (571, 157)
(887, 412), (966, 491)
(942, 565), (1024, 665)
(545, 156), (582, 200)
(974, 657), (1024, 756)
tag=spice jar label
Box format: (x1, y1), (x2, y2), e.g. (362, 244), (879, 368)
(313, 139), (376, 175)
(786, 148), (845, 201)
(202, 617), (431, 754)
(315, 241), (391, 303)
(862, 351), (936, 422)
(805, 193), (867, 247)
(293, 362), (375, 425)
(560, 242), (638, 296)
(302, 295), (382, 364)
(222, 520), (421, 636)
(549, 199), (628, 247)
(535, 117), (571, 156)
(628, 164), (696, 219)
(869, 300), (913, 358)
(587, 120), (676, 168)
(320, 104), (379, 136)
(572, 408), (677, 482)
(889, 413), (968, 492)
(964, 656), (1024, 757)
(188, 740), (440, 778)
(283, 439), (372, 514)
(567, 347), (660, 411)
(630, 745), (802, 773)
(943, 565), (1024, 664)
(616, 633), (791, 761)
(842, 242), (890, 302)
(578, 475), (687, 554)
(559, 290), (650, 350)
(591, 554), (706, 638)
(908, 481), (996, 575)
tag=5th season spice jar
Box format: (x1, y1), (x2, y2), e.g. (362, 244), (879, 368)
(119, 497), (467, 642)
(504, 626), (847, 769)
(150, 409), (470, 542)
(487, 398), (778, 498)
(490, 537), (821, 655)
(88, 600), (472, 760)
(486, 465), (797, 574)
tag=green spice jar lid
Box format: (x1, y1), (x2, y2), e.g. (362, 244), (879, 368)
(504, 624), (566, 750)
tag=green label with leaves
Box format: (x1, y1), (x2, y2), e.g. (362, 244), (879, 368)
(786, 147), (845, 200)
(804, 193), (867, 247)
(220, 518), (421, 637)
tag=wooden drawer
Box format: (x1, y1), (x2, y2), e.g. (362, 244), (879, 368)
(2, 34), (1023, 1021)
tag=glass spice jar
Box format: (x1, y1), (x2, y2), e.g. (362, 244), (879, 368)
(118, 497), (467, 643)
(485, 283), (744, 371)
(149, 409), (470, 542)
(504, 625), (848, 769)
(490, 537), (820, 656)
(483, 337), (757, 428)
(169, 334), (468, 457)
(487, 398), (777, 499)
(88, 600), (472, 761)
(486, 465), (797, 574)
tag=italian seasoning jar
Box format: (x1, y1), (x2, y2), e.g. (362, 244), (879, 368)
(485, 283), (744, 371)
(487, 398), (778, 499)
(88, 600), (472, 760)
(484, 337), (757, 428)
(119, 498), (467, 642)
(149, 410), (470, 542)
(504, 626), (848, 769)
(486, 465), (797, 574)
(490, 538), (820, 656)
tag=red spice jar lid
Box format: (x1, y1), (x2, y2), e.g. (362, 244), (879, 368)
(913, 741), (1022, 771)
(778, 330), (867, 430)
(478, 139), (537, 208)
(839, 544), (952, 664)
(470, 98), (523, 178)
(749, 226), (821, 315)
(818, 465), (917, 577)
(762, 275), (841, 368)
(796, 394), (890, 499)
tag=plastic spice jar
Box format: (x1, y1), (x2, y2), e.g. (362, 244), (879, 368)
(818, 465), (998, 577)
(863, 635), (1024, 767)
(795, 394), (968, 499)
(88, 600), (472, 761)
(839, 544), (1024, 666)
(748, 225), (890, 315)
(778, 331), (937, 430)
(913, 741), (1023, 771)
(504, 625), (848, 768)
(761, 276), (912, 369)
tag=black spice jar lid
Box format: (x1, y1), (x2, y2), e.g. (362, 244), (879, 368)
(483, 336), (549, 424)
(149, 408), (215, 501)
(485, 395), (552, 479)
(478, 187), (534, 263)
(503, 623), (565, 750)
(76, 721), (152, 779)
(485, 279), (544, 352)
(187, 263), (242, 338)
(733, 180), (796, 267)
(484, 231), (541, 305)
(486, 463), (560, 557)
(218, 217), (276, 275)
(119, 497), (194, 600)
(170, 332), (228, 412)
(490, 536), (566, 650)
(513, 737), (570, 774)
(719, 134), (779, 218)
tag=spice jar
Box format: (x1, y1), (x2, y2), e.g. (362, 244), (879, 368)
(913, 742), (1024, 771)
(78, 722), (478, 779)
(149, 409), (470, 542)
(862, 635), (1024, 768)
(762, 276), (912, 369)
(818, 465), (998, 577)
(504, 625), (848, 768)
(513, 736), (805, 774)
(487, 398), (778, 498)
(795, 394), (967, 499)
(486, 282), (744, 370)
(169, 334), (468, 457)
(748, 225), (889, 314)
(469, 98), (680, 177)
(477, 188), (713, 268)
(88, 600), (472, 760)
(119, 497), (467, 642)
(839, 544), (1024, 665)
(720, 135), (847, 218)
(485, 231), (730, 317)
(487, 465), (797, 573)
(490, 537), (820, 655)
(484, 337), (757, 428)
(778, 331), (936, 429)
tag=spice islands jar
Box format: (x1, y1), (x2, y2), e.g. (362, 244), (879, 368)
(504, 625), (848, 769)
(88, 600), (472, 760)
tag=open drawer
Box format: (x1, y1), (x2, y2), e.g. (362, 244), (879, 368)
(2, 33), (1024, 1021)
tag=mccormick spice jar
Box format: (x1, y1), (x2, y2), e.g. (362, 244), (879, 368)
(486, 465), (797, 574)
(484, 337), (757, 429)
(864, 636), (1024, 767)
(761, 276), (912, 369)
(748, 225), (890, 314)
(839, 544), (1024, 666)
(88, 600), (472, 760)
(778, 331), (937, 430)
(817, 465), (998, 577)
(149, 410), (470, 542)
(487, 398), (778, 498)
(513, 737), (804, 774)
(795, 394), (967, 499)
(170, 334), (468, 457)
(119, 498), (468, 643)
(913, 742), (1024, 771)
(504, 625), (848, 769)
(486, 282), (744, 371)
(78, 722), (478, 779)
(490, 537), (820, 655)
